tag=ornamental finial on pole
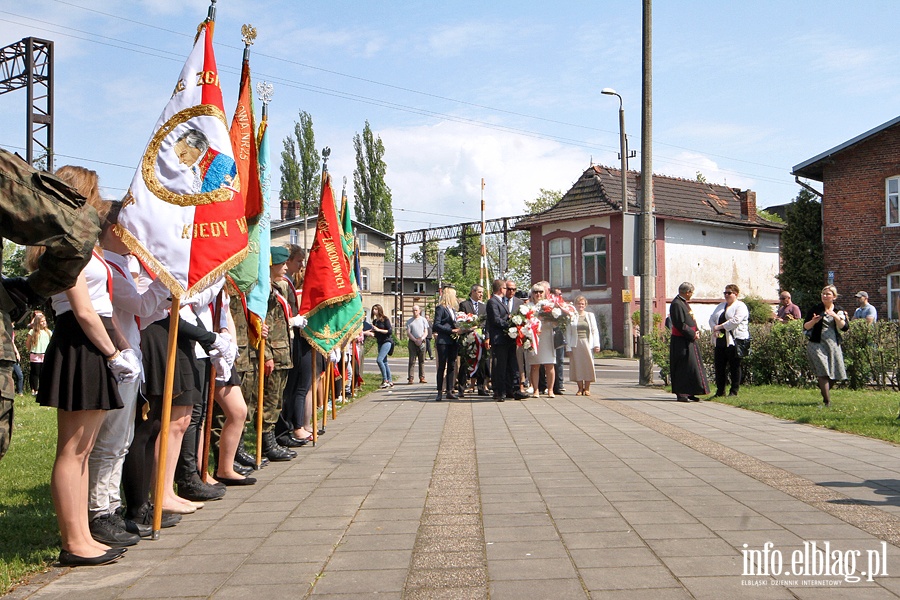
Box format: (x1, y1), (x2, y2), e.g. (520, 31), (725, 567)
(322, 147), (331, 173)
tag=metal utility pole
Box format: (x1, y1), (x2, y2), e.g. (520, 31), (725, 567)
(639, 0), (655, 385)
(601, 88), (635, 359)
(0, 37), (54, 168)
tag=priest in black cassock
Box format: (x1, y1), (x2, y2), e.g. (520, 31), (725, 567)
(668, 282), (709, 402)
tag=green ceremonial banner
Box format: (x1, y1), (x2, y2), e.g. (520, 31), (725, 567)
(299, 173), (364, 354)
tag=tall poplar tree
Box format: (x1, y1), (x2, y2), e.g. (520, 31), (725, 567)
(279, 111), (319, 246)
(777, 188), (824, 312)
(352, 121), (394, 234)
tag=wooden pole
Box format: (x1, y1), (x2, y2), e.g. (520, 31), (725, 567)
(311, 351), (318, 445)
(200, 290), (223, 482)
(256, 337), (265, 468)
(330, 355), (337, 420)
(151, 298), (181, 539)
(349, 340), (357, 398)
(321, 352), (328, 430)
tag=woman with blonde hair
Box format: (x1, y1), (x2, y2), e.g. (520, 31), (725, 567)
(525, 283), (556, 398)
(566, 296), (601, 396)
(32, 166), (140, 566)
(432, 285), (460, 401)
(803, 284), (849, 406)
(26, 311), (52, 395)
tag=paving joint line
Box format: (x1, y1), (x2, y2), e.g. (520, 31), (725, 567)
(601, 399), (900, 548)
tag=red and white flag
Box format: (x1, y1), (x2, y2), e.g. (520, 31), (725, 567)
(116, 20), (248, 298)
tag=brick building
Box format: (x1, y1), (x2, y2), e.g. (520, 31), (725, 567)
(793, 115), (900, 319)
(516, 165), (783, 353)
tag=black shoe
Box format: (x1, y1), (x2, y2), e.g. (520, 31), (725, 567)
(235, 445), (269, 469)
(496, 397), (505, 402)
(513, 391), (529, 400)
(728, 391), (738, 397)
(477, 388), (489, 396)
(435, 392), (442, 402)
(217, 475), (257, 486)
(111, 508), (150, 538)
(89, 514), (141, 548)
(446, 392), (458, 399)
(58, 547), (125, 567)
(233, 462), (254, 476)
(263, 432), (296, 461)
(714, 391), (726, 398)
(276, 433), (309, 448)
(688, 395), (701, 402)
(176, 474), (226, 502)
(676, 395), (690, 402)
(127, 503), (181, 529)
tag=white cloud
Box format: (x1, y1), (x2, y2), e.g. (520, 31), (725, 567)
(375, 120), (589, 227)
(654, 150), (756, 192)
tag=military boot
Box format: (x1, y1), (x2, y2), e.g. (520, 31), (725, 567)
(262, 431), (296, 461)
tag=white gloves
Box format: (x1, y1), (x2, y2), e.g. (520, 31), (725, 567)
(212, 355), (232, 383)
(329, 348), (341, 363)
(211, 332), (237, 366)
(291, 315), (308, 329)
(108, 348), (142, 384)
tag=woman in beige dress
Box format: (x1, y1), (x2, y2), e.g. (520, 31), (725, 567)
(566, 296), (601, 395)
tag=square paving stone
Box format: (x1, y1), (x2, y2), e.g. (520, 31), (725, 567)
(487, 557), (578, 580)
(305, 568), (408, 595)
(484, 540), (570, 560)
(488, 578), (588, 600)
(579, 565), (681, 591)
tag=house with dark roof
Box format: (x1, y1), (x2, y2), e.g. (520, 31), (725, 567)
(793, 115), (900, 319)
(516, 165), (783, 352)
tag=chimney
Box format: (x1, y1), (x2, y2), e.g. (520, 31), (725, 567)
(739, 190), (757, 221)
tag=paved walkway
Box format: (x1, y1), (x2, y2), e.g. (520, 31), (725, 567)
(9, 358), (900, 599)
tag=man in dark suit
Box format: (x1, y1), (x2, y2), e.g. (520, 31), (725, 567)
(487, 279), (526, 401)
(458, 284), (488, 396)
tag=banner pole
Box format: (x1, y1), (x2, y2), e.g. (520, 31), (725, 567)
(321, 351), (328, 431)
(256, 337), (265, 468)
(331, 354), (337, 420)
(311, 352), (318, 446)
(152, 298), (181, 539)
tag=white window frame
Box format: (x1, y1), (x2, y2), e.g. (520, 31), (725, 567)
(582, 235), (607, 287)
(289, 228), (299, 246)
(358, 233), (368, 252)
(887, 177), (900, 226)
(548, 237), (572, 288)
(889, 273), (900, 319)
(360, 267), (370, 291)
(413, 281), (426, 294)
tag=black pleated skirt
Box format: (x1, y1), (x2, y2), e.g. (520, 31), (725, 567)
(36, 312), (123, 411)
(141, 318), (202, 407)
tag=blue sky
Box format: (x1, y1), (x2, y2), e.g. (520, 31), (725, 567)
(1, 1), (898, 234)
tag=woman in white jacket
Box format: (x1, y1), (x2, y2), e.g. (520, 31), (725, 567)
(566, 296), (601, 396)
(708, 283), (750, 397)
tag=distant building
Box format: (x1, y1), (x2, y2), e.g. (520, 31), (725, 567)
(269, 215), (393, 319)
(793, 115), (900, 318)
(516, 165), (783, 352)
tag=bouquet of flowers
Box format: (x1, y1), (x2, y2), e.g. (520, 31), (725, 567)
(533, 296), (576, 328)
(456, 311), (485, 332)
(507, 304), (542, 353)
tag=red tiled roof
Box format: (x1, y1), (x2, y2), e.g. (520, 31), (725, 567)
(516, 165), (781, 230)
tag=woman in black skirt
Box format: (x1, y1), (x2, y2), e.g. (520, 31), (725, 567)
(33, 166), (140, 567)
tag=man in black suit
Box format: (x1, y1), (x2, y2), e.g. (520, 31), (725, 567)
(458, 284), (488, 396)
(487, 279), (526, 401)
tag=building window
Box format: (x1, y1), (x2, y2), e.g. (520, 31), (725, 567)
(582, 235), (607, 287)
(890, 273), (900, 319)
(289, 228), (299, 245)
(358, 233), (368, 252)
(360, 268), (370, 291)
(548, 238), (572, 288)
(413, 281), (425, 294)
(888, 177), (900, 226)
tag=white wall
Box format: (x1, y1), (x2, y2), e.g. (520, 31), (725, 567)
(664, 221), (781, 302)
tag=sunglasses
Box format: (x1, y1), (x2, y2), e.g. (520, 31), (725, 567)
(723, 291), (735, 295)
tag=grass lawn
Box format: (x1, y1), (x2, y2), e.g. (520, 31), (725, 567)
(709, 385), (900, 445)
(0, 373), (383, 596)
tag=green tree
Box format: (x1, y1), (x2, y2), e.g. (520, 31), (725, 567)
(3, 241), (25, 277)
(410, 236), (439, 265)
(280, 111), (320, 246)
(496, 188), (563, 286)
(777, 188), (824, 312)
(353, 121), (394, 234)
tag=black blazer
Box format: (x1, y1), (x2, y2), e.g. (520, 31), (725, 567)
(459, 298), (487, 317)
(432, 305), (458, 346)
(486, 295), (511, 346)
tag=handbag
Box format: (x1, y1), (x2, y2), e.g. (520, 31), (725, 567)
(735, 337), (751, 358)
(387, 340), (395, 356)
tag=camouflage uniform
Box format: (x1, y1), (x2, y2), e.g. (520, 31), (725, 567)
(244, 281), (293, 433)
(0, 152), (101, 460)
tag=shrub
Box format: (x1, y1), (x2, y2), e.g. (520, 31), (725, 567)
(743, 295), (774, 324)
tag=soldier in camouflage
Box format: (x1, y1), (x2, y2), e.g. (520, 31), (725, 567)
(0, 151), (101, 460)
(243, 247), (295, 462)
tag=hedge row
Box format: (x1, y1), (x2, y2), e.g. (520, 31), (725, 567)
(648, 319), (900, 391)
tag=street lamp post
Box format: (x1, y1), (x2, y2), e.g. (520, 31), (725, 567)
(602, 88), (635, 359)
